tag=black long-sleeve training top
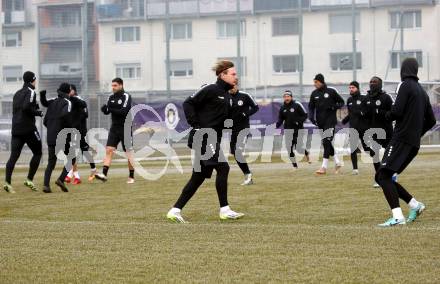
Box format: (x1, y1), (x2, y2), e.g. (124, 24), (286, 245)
(11, 83), (42, 136)
(387, 58), (436, 148)
(183, 78), (234, 130)
(101, 89), (132, 128)
(229, 90), (259, 130)
(277, 100), (308, 130)
(308, 85), (344, 130)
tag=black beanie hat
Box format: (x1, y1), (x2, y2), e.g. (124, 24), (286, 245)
(349, 81), (360, 90)
(283, 90), (293, 97)
(23, 71), (36, 84)
(314, 73), (325, 84)
(58, 82), (71, 94)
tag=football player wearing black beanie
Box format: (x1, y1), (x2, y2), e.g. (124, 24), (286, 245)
(3, 71), (44, 193)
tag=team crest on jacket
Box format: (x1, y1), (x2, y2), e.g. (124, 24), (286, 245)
(376, 100), (381, 106)
(118, 99), (122, 105)
(238, 100), (243, 106)
(324, 93), (329, 98)
(356, 100), (361, 105)
(290, 108), (295, 112)
(165, 103), (179, 130)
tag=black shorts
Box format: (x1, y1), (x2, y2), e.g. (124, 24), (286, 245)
(194, 140), (226, 178)
(380, 141), (419, 174)
(106, 126), (132, 152)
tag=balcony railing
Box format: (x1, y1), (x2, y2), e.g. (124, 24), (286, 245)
(311, 0), (434, 8)
(1, 10), (30, 26)
(97, 0), (253, 21)
(311, 0), (369, 7)
(95, 0), (436, 21)
(370, 0), (435, 7)
(40, 63), (82, 78)
(40, 26), (82, 42)
(96, 0), (145, 20)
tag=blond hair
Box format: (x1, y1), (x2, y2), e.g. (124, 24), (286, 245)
(212, 60), (234, 76)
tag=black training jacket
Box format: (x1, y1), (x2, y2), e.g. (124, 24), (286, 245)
(364, 90), (394, 140)
(277, 100), (308, 130)
(342, 91), (368, 131)
(230, 90), (259, 130)
(41, 91), (72, 146)
(183, 78), (234, 130)
(69, 96), (88, 135)
(102, 90), (132, 127)
(388, 63), (436, 148)
(308, 85), (344, 130)
(11, 83), (42, 136)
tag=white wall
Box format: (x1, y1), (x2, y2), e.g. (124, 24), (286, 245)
(2, 2), (439, 98)
(97, 4), (440, 94)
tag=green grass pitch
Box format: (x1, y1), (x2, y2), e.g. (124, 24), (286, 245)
(1, 153), (439, 283)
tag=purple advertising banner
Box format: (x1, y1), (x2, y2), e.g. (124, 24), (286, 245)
(133, 101), (440, 133)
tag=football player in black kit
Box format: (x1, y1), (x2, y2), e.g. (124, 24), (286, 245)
(375, 58), (436, 227)
(364, 76), (394, 187)
(4, 71), (43, 193)
(64, 84), (97, 185)
(341, 81), (368, 175)
(40, 83), (74, 193)
(229, 85), (259, 185)
(95, 78), (134, 184)
(308, 74), (345, 175)
(167, 60), (244, 223)
(276, 90), (310, 170)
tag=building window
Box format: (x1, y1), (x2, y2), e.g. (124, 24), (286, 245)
(272, 17), (299, 36)
(115, 26), (140, 43)
(391, 51), (423, 69)
(390, 11), (421, 29)
(2, 65), (23, 82)
(169, 60), (193, 77)
(1, 101), (13, 117)
(217, 57), (246, 76)
(330, 53), (362, 71)
(3, 0), (24, 11)
(170, 22), (192, 40)
(53, 10), (81, 27)
(2, 31), (22, 47)
(329, 13), (360, 34)
(115, 63), (141, 79)
(273, 55), (302, 73)
(217, 20), (246, 38)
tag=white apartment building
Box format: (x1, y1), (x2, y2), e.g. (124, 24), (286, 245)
(1, 0), (37, 101)
(1, 0), (439, 104)
(95, 0), (440, 98)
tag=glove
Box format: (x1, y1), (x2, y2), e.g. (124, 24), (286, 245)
(101, 104), (108, 114)
(39, 90), (47, 97)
